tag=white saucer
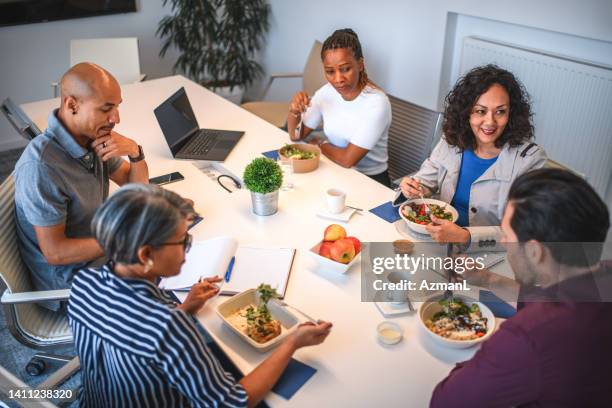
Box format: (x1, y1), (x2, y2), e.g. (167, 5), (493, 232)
(316, 207), (356, 223)
(394, 219), (433, 241)
(375, 301), (414, 317)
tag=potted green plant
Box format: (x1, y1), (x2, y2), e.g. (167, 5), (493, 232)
(243, 157), (283, 216)
(157, 0), (270, 104)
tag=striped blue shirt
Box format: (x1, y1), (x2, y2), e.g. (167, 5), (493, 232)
(68, 264), (248, 407)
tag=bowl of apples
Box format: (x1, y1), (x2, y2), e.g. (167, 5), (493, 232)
(309, 224), (361, 274)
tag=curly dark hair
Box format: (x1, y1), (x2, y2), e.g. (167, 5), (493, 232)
(443, 64), (534, 150)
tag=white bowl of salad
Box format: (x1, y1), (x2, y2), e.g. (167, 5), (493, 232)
(398, 198), (459, 235)
(418, 294), (496, 349)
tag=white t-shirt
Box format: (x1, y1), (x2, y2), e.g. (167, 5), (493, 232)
(302, 83), (392, 175)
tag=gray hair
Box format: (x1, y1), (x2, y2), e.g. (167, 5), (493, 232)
(92, 183), (197, 264)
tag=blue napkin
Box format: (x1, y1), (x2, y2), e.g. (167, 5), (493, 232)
(262, 150), (279, 161)
(272, 358), (317, 399)
(479, 290), (516, 319)
(369, 201), (401, 223)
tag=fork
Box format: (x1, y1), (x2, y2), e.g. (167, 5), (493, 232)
(276, 300), (320, 324)
(418, 187), (430, 215)
(294, 113), (303, 140)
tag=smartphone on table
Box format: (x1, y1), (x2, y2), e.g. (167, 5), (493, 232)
(149, 171), (185, 185)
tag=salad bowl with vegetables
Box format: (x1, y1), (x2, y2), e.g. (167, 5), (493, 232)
(398, 198), (459, 235)
(418, 294), (496, 349)
(217, 284), (299, 352)
(278, 143), (321, 173)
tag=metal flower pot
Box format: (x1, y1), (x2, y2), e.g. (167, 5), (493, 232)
(250, 190), (279, 216)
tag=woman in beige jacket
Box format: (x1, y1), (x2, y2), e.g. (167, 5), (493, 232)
(400, 65), (547, 250)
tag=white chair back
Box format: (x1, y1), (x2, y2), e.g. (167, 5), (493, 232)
(70, 37), (142, 84)
(303, 41), (326, 96)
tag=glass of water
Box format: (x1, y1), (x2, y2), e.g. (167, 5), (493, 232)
(278, 158), (294, 191)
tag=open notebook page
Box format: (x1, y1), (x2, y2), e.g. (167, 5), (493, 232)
(159, 236), (237, 290)
(223, 246), (296, 297)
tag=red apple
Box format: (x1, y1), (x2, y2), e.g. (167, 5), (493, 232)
(330, 238), (356, 264)
(319, 241), (334, 259)
(345, 236), (361, 254)
(324, 224), (346, 242)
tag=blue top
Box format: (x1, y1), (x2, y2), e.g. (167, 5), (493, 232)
(68, 264), (248, 408)
(451, 149), (498, 227)
(14, 110), (122, 310)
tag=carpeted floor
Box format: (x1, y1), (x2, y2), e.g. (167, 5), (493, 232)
(0, 148), (24, 184)
(0, 309), (80, 407)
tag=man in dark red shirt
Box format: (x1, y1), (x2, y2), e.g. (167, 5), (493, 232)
(431, 169), (612, 407)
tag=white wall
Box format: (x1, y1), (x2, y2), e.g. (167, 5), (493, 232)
(257, 0), (612, 110)
(0, 0), (180, 151)
(2, 0), (612, 151)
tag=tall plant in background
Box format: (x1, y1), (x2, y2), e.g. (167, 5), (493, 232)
(157, 0), (270, 93)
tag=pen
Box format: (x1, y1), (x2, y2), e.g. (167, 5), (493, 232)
(224, 256), (236, 283)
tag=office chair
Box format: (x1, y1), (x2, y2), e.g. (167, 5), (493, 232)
(387, 94), (443, 186)
(0, 175), (79, 385)
(52, 37), (147, 97)
(241, 40), (327, 128)
(544, 158), (586, 179)
(1, 98), (42, 140)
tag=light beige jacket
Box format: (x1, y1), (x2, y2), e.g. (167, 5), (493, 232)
(414, 137), (547, 251)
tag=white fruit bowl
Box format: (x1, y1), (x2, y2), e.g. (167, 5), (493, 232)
(308, 240), (361, 274)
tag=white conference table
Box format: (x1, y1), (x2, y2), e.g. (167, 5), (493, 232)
(23, 75), (498, 407)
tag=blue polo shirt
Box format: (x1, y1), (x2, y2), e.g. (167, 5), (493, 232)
(451, 149), (498, 227)
(14, 110), (122, 310)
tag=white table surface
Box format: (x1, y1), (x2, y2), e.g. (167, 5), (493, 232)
(22, 75), (509, 407)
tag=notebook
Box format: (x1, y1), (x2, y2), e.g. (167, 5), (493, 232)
(159, 236), (295, 298)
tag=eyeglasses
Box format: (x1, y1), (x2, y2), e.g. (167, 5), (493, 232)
(157, 233), (193, 253)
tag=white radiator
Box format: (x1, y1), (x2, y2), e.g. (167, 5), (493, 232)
(459, 36), (612, 197)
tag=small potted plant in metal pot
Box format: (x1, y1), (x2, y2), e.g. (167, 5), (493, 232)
(243, 157), (283, 216)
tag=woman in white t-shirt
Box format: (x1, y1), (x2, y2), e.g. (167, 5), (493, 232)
(288, 29), (392, 186)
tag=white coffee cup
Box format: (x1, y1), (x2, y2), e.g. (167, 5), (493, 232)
(326, 188), (346, 214)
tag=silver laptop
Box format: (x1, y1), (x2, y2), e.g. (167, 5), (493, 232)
(154, 87), (244, 161)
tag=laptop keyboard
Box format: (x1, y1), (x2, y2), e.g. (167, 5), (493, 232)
(182, 130), (221, 155)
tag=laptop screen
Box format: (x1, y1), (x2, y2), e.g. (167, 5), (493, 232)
(154, 87), (199, 153)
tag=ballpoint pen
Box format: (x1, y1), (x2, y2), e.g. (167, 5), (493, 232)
(224, 256), (236, 283)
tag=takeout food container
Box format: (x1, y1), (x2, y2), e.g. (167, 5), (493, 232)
(418, 293), (496, 349)
(278, 144), (321, 173)
(217, 289), (299, 352)
(308, 240), (361, 274)
(398, 198), (459, 235)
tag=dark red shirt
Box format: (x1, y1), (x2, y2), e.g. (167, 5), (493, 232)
(431, 265), (612, 407)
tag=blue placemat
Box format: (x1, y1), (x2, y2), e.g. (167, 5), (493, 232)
(262, 150), (279, 160)
(369, 201), (401, 223)
(272, 358), (317, 399)
(479, 290), (517, 319)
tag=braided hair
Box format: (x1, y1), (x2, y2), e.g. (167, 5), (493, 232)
(321, 28), (370, 90)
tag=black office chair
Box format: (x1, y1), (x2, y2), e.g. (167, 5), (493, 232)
(1, 98), (42, 141)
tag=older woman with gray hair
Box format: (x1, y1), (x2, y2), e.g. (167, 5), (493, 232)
(68, 183), (332, 408)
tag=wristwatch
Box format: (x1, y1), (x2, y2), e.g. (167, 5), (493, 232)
(129, 145), (145, 163)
